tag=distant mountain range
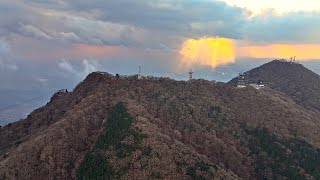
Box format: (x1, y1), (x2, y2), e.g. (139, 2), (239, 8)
(1, 60), (320, 179)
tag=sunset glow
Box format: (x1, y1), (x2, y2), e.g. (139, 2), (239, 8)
(179, 37), (320, 68)
(179, 38), (236, 68)
(238, 44), (320, 60)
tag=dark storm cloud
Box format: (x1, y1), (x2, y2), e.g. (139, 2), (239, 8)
(61, 0), (246, 39)
(1, 0), (320, 49)
(13, 0), (247, 48)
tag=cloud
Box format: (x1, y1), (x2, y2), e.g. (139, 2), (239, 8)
(17, 23), (82, 43)
(2, 0), (320, 50)
(3, 0), (320, 53)
(221, 0), (320, 15)
(0, 39), (11, 56)
(179, 37), (236, 69)
(82, 59), (100, 75)
(9, 0), (245, 50)
(0, 39), (18, 71)
(58, 59), (75, 73)
(244, 11), (320, 43)
(58, 59), (100, 80)
(35, 77), (49, 84)
(63, 15), (147, 46)
(58, 32), (80, 41)
(66, 0), (244, 34)
(18, 23), (53, 40)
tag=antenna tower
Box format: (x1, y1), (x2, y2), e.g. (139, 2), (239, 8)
(188, 69), (194, 80)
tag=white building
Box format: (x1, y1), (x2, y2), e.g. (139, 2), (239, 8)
(249, 84), (265, 90)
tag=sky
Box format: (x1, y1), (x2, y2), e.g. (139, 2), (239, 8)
(222, 0), (320, 14)
(1, 0), (320, 124)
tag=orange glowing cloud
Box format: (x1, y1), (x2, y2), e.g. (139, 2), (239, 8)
(238, 44), (320, 60)
(179, 37), (320, 69)
(179, 37), (236, 68)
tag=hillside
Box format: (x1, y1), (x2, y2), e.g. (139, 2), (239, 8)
(0, 66), (320, 179)
(229, 60), (320, 111)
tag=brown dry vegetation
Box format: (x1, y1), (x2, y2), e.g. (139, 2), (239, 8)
(0, 61), (320, 179)
(230, 60), (320, 111)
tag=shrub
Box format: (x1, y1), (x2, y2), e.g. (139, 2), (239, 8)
(77, 102), (150, 179)
(76, 153), (113, 180)
(245, 127), (320, 179)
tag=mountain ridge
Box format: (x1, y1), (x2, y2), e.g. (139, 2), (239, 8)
(1, 61), (320, 179)
(229, 59), (320, 112)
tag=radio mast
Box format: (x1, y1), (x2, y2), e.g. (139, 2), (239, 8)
(188, 69), (194, 80)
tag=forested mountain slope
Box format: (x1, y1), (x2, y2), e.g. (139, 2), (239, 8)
(229, 60), (320, 111)
(0, 63), (320, 179)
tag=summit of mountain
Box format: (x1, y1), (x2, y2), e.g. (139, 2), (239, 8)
(229, 59), (320, 111)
